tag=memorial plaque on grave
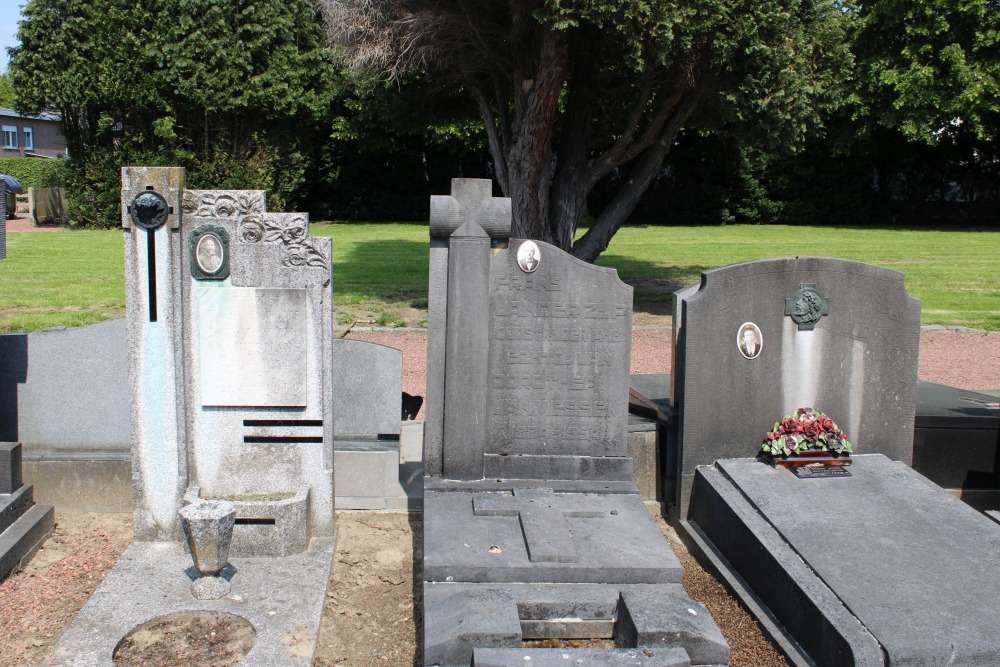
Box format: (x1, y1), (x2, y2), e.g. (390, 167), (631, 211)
(486, 243), (631, 462)
(197, 287), (307, 407)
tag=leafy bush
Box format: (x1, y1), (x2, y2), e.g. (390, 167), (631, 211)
(0, 157), (69, 190)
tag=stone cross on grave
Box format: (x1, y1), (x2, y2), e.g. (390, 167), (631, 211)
(429, 179), (511, 240)
(425, 179), (512, 478)
(473, 488), (610, 563)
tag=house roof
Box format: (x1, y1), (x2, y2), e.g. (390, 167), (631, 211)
(0, 106), (61, 122)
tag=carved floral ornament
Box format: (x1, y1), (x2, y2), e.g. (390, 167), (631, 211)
(181, 191), (328, 269)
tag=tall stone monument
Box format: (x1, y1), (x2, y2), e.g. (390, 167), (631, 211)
(422, 179), (728, 667)
(47, 167), (335, 666)
(121, 168), (334, 550)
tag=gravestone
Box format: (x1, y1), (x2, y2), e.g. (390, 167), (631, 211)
(422, 180), (728, 667)
(672, 257), (1000, 667)
(332, 339), (419, 509)
(0, 442), (54, 580)
(47, 167), (335, 666)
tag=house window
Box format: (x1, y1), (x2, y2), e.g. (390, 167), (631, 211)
(2, 126), (17, 149)
(23, 127), (33, 151)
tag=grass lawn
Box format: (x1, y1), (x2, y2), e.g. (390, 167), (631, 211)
(1, 222), (998, 332)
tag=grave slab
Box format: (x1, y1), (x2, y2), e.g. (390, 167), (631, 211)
(46, 538), (336, 666)
(689, 454), (1000, 666)
(425, 583), (727, 667)
(424, 489), (681, 584)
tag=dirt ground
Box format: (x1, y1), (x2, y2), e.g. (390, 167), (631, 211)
(2, 323), (998, 667)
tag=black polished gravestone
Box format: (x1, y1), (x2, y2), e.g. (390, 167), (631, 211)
(421, 180), (728, 667)
(0, 443), (54, 581)
(673, 257), (1000, 667)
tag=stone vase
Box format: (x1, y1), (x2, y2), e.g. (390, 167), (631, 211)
(178, 500), (236, 577)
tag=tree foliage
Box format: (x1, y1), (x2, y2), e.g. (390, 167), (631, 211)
(326, 0), (852, 260)
(9, 0), (335, 227)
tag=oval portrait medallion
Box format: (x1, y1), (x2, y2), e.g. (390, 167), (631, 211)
(517, 240), (541, 273)
(196, 233), (225, 275)
(737, 322), (763, 360)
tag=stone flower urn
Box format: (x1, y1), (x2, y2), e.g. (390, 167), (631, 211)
(178, 500), (236, 599)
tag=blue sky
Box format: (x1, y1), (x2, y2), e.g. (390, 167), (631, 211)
(0, 0), (23, 72)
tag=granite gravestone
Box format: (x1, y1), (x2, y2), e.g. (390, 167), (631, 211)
(0, 442), (53, 580)
(673, 257), (1000, 667)
(47, 167), (336, 666)
(332, 339), (419, 510)
(122, 168), (335, 553)
(422, 180), (728, 667)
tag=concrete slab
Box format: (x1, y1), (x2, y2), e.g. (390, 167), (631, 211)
(47, 537), (336, 666)
(473, 647), (692, 666)
(425, 582), (727, 667)
(424, 490), (681, 584)
(690, 454), (1000, 666)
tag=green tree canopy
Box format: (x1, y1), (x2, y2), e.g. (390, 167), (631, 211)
(327, 0), (853, 260)
(9, 0), (335, 226)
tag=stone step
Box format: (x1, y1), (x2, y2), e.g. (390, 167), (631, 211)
(0, 503), (55, 581)
(473, 646), (692, 667)
(0, 484), (34, 534)
(1, 442), (23, 494)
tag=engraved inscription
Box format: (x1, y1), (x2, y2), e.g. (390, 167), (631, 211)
(487, 247), (630, 457)
(198, 287), (308, 407)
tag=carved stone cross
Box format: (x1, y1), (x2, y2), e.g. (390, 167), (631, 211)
(429, 178), (511, 240)
(473, 488), (611, 563)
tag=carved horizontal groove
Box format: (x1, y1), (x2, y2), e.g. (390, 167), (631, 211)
(234, 518), (276, 526)
(243, 436), (323, 444)
(243, 419), (323, 427)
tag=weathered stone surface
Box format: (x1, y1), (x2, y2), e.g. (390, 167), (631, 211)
(331, 339), (402, 437)
(47, 538), (336, 667)
(0, 442), (21, 494)
(197, 287), (307, 407)
(191, 575), (230, 600)
(426, 178), (512, 477)
(424, 489), (681, 584)
(178, 499), (235, 576)
(692, 454), (1000, 666)
(486, 241), (632, 466)
(473, 647), (693, 667)
(123, 167), (335, 545)
(426, 583), (725, 667)
(672, 257), (920, 516)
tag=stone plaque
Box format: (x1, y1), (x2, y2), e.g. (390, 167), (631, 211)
(486, 241), (631, 458)
(197, 287), (307, 407)
(789, 464), (852, 479)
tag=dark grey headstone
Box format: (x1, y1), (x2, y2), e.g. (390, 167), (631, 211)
(691, 454), (1000, 666)
(425, 179), (511, 477)
(331, 339), (402, 437)
(912, 381), (1000, 496)
(485, 242), (632, 473)
(673, 257), (920, 516)
(0, 443), (22, 494)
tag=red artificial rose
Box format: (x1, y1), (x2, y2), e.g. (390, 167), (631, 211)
(766, 431), (782, 442)
(779, 417), (800, 434)
(801, 421), (821, 441)
(817, 415), (833, 431)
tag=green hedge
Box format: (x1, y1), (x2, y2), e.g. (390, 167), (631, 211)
(0, 157), (69, 190)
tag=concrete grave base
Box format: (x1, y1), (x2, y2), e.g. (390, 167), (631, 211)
(47, 537), (336, 666)
(334, 439), (423, 511)
(425, 582), (729, 667)
(424, 488), (682, 585)
(685, 454), (1000, 667)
